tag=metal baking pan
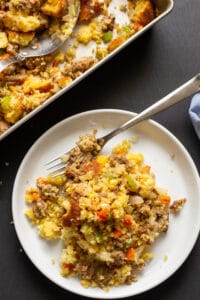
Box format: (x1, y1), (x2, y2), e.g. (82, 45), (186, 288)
(0, 0), (174, 141)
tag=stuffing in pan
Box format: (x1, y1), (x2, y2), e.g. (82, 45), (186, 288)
(0, 0), (156, 134)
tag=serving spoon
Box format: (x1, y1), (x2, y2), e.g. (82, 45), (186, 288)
(46, 73), (200, 176)
(0, 0), (80, 73)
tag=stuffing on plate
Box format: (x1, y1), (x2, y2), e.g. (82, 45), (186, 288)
(25, 134), (186, 289)
(0, 0), (156, 134)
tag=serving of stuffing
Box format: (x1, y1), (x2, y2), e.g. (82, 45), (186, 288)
(25, 134), (186, 290)
(0, 0), (156, 134)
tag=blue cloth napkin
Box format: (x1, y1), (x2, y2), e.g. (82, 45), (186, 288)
(189, 93), (200, 139)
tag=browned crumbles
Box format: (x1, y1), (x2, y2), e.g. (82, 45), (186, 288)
(170, 198), (187, 214)
(25, 135), (186, 290)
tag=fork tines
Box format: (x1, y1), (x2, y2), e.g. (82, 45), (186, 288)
(45, 152), (69, 177)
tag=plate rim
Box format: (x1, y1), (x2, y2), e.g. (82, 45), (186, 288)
(12, 108), (200, 299)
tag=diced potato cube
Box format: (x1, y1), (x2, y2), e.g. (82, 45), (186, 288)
(0, 32), (8, 48)
(7, 31), (35, 46)
(133, 0), (155, 26)
(39, 220), (61, 239)
(2, 13), (43, 32)
(41, 0), (67, 18)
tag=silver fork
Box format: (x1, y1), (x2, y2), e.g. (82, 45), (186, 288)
(46, 73), (200, 176)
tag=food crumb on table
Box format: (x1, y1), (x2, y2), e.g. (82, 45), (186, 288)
(163, 255), (168, 262)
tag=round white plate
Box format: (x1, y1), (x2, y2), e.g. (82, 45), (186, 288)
(12, 109), (200, 299)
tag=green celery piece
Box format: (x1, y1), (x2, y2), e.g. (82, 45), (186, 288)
(127, 174), (139, 192)
(103, 31), (113, 43)
(0, 95), (11, 112)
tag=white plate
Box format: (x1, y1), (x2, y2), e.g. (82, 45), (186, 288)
(12, 109), (200, 299)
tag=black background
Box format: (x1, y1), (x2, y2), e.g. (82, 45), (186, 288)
(0, 0), (200, 299)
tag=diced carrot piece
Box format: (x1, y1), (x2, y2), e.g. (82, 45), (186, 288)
(37, 177), (49, 185)
(0, 53), (10, 60)
(31, 192), (40, 201)
(62, 263), (74, 273)
(96, 207), (110, 222)
(113, 229), (122, 238)
(114, 150), (126, 155)
(126, 248), (135, 261)
(160, 195), (171, 204)
(107, 36), (125, 52)
(123, 215), (133, 227)
(52, 59), (59, 67)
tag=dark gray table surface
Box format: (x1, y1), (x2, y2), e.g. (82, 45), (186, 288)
(0, 1), (200, 299)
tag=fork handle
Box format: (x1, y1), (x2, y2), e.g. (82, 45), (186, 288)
(0, 54), (26, 73)
(102, 74), (200, 143)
